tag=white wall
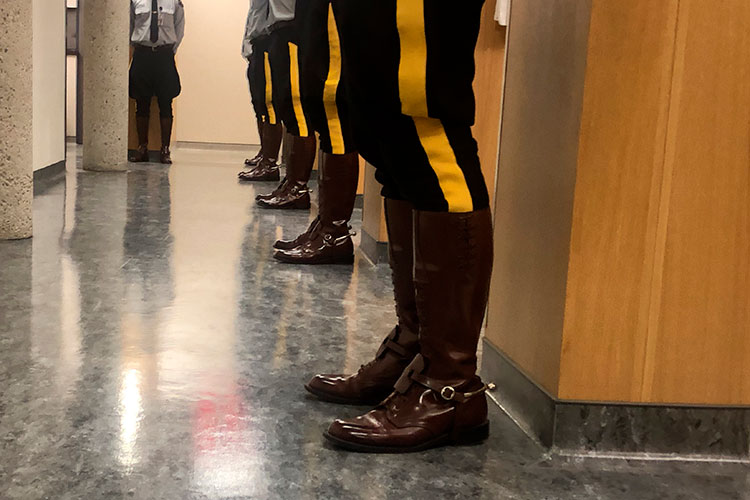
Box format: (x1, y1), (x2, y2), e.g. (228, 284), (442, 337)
(174, 0), (260, 145)
(33, 0), (67, 171)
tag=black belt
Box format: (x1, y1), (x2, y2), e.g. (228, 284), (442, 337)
(134, 44), (174, 53)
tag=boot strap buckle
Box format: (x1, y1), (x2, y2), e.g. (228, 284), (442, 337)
(438, 382), (496, 402)
(441, 386), (457, 401)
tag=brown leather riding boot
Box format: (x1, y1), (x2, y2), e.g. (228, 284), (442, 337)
(159, 117), (173, 164)
(238, 157), (280, 182)
(257, 135), (316, 209)
(256, 177), (288, 201)
(245, 118), (265, 167)
(305, 199), (420, 404)
(239, 122), (284, 177)
(273, 152), (359, 264)
(130, 116), (150, 162)
(273, 215), (320, 250)
(325, 208), (495, 452)
(262, 121), (284, 163)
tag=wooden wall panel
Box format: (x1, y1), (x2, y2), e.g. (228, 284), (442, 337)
(485, 0), (592, 395)
(643, 0), (750, 405)
(361, 163), (388, 243)
(472, 0), (507, 202)
(558, 0), (681, 401)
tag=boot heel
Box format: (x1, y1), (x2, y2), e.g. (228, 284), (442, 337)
(292, 197), (311, 210)
(452, 421), (490, 445)
(337, 254), (355, 265)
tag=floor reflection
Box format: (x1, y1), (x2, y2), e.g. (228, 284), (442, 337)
(1, 145), (747, 500)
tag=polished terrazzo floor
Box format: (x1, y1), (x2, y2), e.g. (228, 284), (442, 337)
(1, 145), (748, 500)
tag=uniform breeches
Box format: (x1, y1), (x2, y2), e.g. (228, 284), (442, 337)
(267, 5), (356, 155)
(129, 47), (181, 104)
(333, 0), (489, 213)
(248, 36), (276, 124)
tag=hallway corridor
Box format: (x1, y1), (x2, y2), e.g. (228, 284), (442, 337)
(0, 147), (747, 500)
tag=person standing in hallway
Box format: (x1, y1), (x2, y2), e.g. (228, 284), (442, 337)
(129, 0), (185, 165)
(305, 0), (495, 452)
(240, 0), (285, 175)
(269, 0), (360, 264)
(241, 0), (319, 198)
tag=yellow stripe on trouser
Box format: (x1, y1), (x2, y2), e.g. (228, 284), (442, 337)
(288, 43), (309, 137)
(396, 0), (429, 117)
(413, 118), (474, 213)
(323, 6), (346, 155)
(397, 0), (473, 212)
(264, 52), (277, 125)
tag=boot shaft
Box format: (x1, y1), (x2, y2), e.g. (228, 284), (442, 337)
(160, 116), (173, 149)
(318, 152), (360, 226)
(136, 115), (150, 147)
(413, 208), (494, 382)
(285, 135), (317, 185)
(261, 121), (284, 162)
(384, 198), (419, 338)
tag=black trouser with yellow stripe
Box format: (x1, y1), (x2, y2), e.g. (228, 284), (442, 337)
(333, 0), (489, 213)
(248, 35), (278, 126)
(267, 3), (356, 154)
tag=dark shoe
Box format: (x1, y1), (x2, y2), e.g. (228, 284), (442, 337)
(256, 177), (288, 201)
(238, 159), (280, 182)
(273, 223), (354, 264)
(305, 199), (419, 403)
(131, 115), (150, 162)
(245, 151), (263, 167)
(160, 146), (172, 164)
(324, 361), (493, 453)
(255, 135), (315, 207)
(257, 182), (311, 210)
(274, 216), (320, 250)
(241, 120), (282, 171)
(325, 208), (495, 452)
(130, 144), (149, 163)
(305, 326), (419, 405)
(274, 151), (359, 262)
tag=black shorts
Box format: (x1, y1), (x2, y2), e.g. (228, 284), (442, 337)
(129, 46), (181, 101)
(331, 0), (489, 213)
(247, 36), (277, 124)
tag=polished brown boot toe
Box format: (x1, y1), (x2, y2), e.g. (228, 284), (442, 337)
(257, 183), (311, 210)
(324, 356), (493, 453)
(274, 216), (320, 250)
(245, 151), (263, 167)
(238, 159), (280, 182)
(256, 178), (288, 201)
(273, 225), (354, 265)
(305, 326), (419, 405)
